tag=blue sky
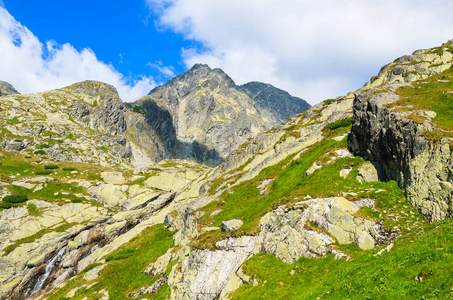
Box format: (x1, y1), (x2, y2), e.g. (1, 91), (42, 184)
(1, 0), (194, 83)
(0, 1), (453, 103)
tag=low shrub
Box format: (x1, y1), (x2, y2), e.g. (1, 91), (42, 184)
(34, 150), (46, 155)
(0, 201), (14, 209)
(35, 170), (53, 175)
(105, 248), (135, 261)
(44, 165), (59, 169)
(3, 194), (28, 204)
(62, 167), (76, 171)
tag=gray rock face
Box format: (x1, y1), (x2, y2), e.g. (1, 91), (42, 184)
(350, 88), (453, 222)
(240, 81), (310, 123)
(131, 64), (310, 166)
(0, 81), (19, 96)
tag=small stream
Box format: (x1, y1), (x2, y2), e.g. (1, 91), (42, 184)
(29, 246), (67, 297)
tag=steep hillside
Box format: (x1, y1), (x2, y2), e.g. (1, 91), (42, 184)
(1, 41), (453, 300)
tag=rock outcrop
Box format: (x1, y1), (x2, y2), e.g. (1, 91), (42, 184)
(350, 40), (453, 222)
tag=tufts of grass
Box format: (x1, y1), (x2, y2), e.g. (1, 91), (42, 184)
(390, 68), (453, 139)
(34, 150), (46, 155)
(27, 203), (41, 216)
(105, 248), (135, 261)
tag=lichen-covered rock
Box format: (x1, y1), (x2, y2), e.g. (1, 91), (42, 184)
(221, 219), (243, 232)
(350, 87), (453, 222)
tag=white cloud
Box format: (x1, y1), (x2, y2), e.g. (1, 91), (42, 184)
(148, 0), (453, 104)
(147, 61), (175, 77)
(0, 7), (155, 101)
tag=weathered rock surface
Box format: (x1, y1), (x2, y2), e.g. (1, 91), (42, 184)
(221, 219), (243, 232)
(350, 89), (453, 222)
(132, 64), (310, 166)
(0, 81), (20, 96)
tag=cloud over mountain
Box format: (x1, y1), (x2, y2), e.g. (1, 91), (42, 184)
(148, 0), (453, 103)
(0, 6), (155, 101)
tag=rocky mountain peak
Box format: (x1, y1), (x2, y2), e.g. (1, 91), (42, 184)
(61, 80), (121, 106)
(0, 80), (20, 96)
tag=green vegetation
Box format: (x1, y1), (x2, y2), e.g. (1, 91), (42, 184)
(193, 136), (421, 250)
(44, 164), (59, 169)
(391, 68), (453, 138)
(36, 144), (50, 149)
(47, 225), (173, 300)
(7, 117), (20, 125)
(323, 98), (336, 104)
(322, 117), (353, 137)
(27, 203), (41, 216)
(62, 167), (77, 171)
(233, 218), (453, 299)
(34, 150), (46, 155)
(81, 262), (103, 274)
(105, 248), (135, 261)
(35, 170), (53, 175)
(2, 194), (28, 203)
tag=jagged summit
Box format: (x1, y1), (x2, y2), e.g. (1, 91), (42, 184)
(134, 63), (310, 166)
(240, 81), (310, 123)
(0, 80), (20, 96)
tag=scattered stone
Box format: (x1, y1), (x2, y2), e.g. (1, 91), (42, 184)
(101, 171), (126, 185)
(256, 179), (275, 196)
(339, 168), (352, 178)
(357, 162), (384, 183)
(83, 265), (105, 281)
(210, 209), (223, 216)
(221, 219), (243, 232)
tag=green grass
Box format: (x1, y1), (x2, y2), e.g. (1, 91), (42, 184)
(232, 218), (453, 299)
(391, 68), (453, 137)
(27, 203), (41, 216)
(193, 135), (421, 250)
(7, 117), (20, 125)
(105, 248), (135, 261)
(46, 225), (174, 300)
(322, 117), (353, 137)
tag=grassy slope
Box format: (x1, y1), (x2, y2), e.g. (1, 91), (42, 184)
(193, 120), (421, 249)
(233, 218), (453, 299)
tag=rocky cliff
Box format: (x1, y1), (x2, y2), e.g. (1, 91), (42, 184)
(350, 40), (453, 222)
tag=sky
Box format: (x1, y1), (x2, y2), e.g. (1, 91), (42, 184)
(0, 1), (453, 104)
